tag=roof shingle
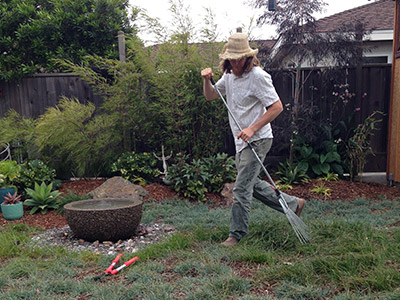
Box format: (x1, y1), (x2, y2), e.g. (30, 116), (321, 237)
(316, 0), (395, 32)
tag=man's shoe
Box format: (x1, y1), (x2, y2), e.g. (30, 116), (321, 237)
(296, 198), (305, 217)
(221, 237), (239, 247)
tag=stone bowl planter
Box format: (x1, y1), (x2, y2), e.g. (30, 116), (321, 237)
(64, 198), (143, 242)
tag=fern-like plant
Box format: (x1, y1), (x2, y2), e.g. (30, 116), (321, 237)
(35, 97), (120, 177)
(24, 182), (62, 214)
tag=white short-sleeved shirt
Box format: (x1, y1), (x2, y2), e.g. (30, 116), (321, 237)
(215, 66), (280, 153)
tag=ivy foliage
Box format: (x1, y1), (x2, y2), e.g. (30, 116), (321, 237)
(0, 0), (135, 81)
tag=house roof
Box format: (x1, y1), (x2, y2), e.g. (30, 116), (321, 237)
(254, 40), (277, 49)
(315, 0), (395, 33)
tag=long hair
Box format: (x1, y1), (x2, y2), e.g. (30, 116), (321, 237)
(219, 56), (260, 74)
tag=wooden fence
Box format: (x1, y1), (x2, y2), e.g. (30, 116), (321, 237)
(269, 64), (392, 171)
(0, 64), (392, 171)
(0, 73), (104, 118)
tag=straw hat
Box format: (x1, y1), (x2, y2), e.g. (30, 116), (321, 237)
(219, 33), (258, 61)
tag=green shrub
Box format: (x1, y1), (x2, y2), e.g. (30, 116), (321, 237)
(24, 182), (62, 215)
(16, 160), (59, 192)
(294, 141), (343, 178)
(201, 153), (236, 193)
(0, 110), (37, 161)
(111, 152), (160, 185)
(0, 160), (21, 189)
(166, 153), (236, 202)
(35, 97), (121, 177)
(345, 111), (383, 181)
(276, 159), (310, 185)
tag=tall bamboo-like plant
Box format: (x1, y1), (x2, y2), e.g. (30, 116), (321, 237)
(346, 111), (383, 181)
(58, 0), (229, 159)
(35, 97), (121, 177)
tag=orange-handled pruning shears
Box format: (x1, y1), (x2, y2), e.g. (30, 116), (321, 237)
(93, 254), (138, 281)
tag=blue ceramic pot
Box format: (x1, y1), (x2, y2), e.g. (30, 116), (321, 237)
(1, 201), (23, 220)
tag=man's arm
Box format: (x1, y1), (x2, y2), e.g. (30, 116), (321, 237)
(201, 68), (218, 101)
(237, 100), (283, 142)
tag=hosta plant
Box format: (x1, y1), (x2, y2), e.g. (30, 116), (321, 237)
(24, 182), (62, 214)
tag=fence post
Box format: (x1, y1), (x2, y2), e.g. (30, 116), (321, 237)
(118, 31), (126, 62)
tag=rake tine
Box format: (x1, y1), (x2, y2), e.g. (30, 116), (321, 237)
(210, 78), (311, 244)
(286, 210), (311, 244)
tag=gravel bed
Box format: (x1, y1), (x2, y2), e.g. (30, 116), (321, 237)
(30, 223), (176, 256)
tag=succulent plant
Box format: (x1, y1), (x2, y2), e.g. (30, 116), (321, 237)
(2, 192), (22, 205)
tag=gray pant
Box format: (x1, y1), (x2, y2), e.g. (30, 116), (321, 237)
(229, 138), (299, 240)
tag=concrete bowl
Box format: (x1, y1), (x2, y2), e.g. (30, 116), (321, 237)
(64, 198), (143, 242)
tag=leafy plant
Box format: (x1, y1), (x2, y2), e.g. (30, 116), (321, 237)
(319, 173), (339, 182)
(294, 140), (343, 178)
(58, 8), (227, 159)
(276, 183), (293, 191)
(345, 111), (383, 181)
(0, 160), (21, 189)
(56, 191), (90, 215)
(24, 182), (62, 215)
(167, 155), (209, 202)
(2, 192), (22, 205)
(0, 0), (134, 81)
(0, 110), (37, 161)
(200, 153), (236, 193)
(111, 152), (160, 185)
(276, 159), (310, 185)
(167, 153), (236, 202)
(310, 182), (332, 197)
(16, 159), (58, 192)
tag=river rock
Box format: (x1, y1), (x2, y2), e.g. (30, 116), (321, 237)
(88, 176), (148, 200)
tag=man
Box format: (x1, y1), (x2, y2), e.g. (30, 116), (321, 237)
(201, 32), (305, 247)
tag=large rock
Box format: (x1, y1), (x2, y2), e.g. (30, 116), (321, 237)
(88, 176), (148, 200)
(221, 182), (234, 205)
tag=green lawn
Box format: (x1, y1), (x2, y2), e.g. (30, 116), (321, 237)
(1, 196), (400, 299)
